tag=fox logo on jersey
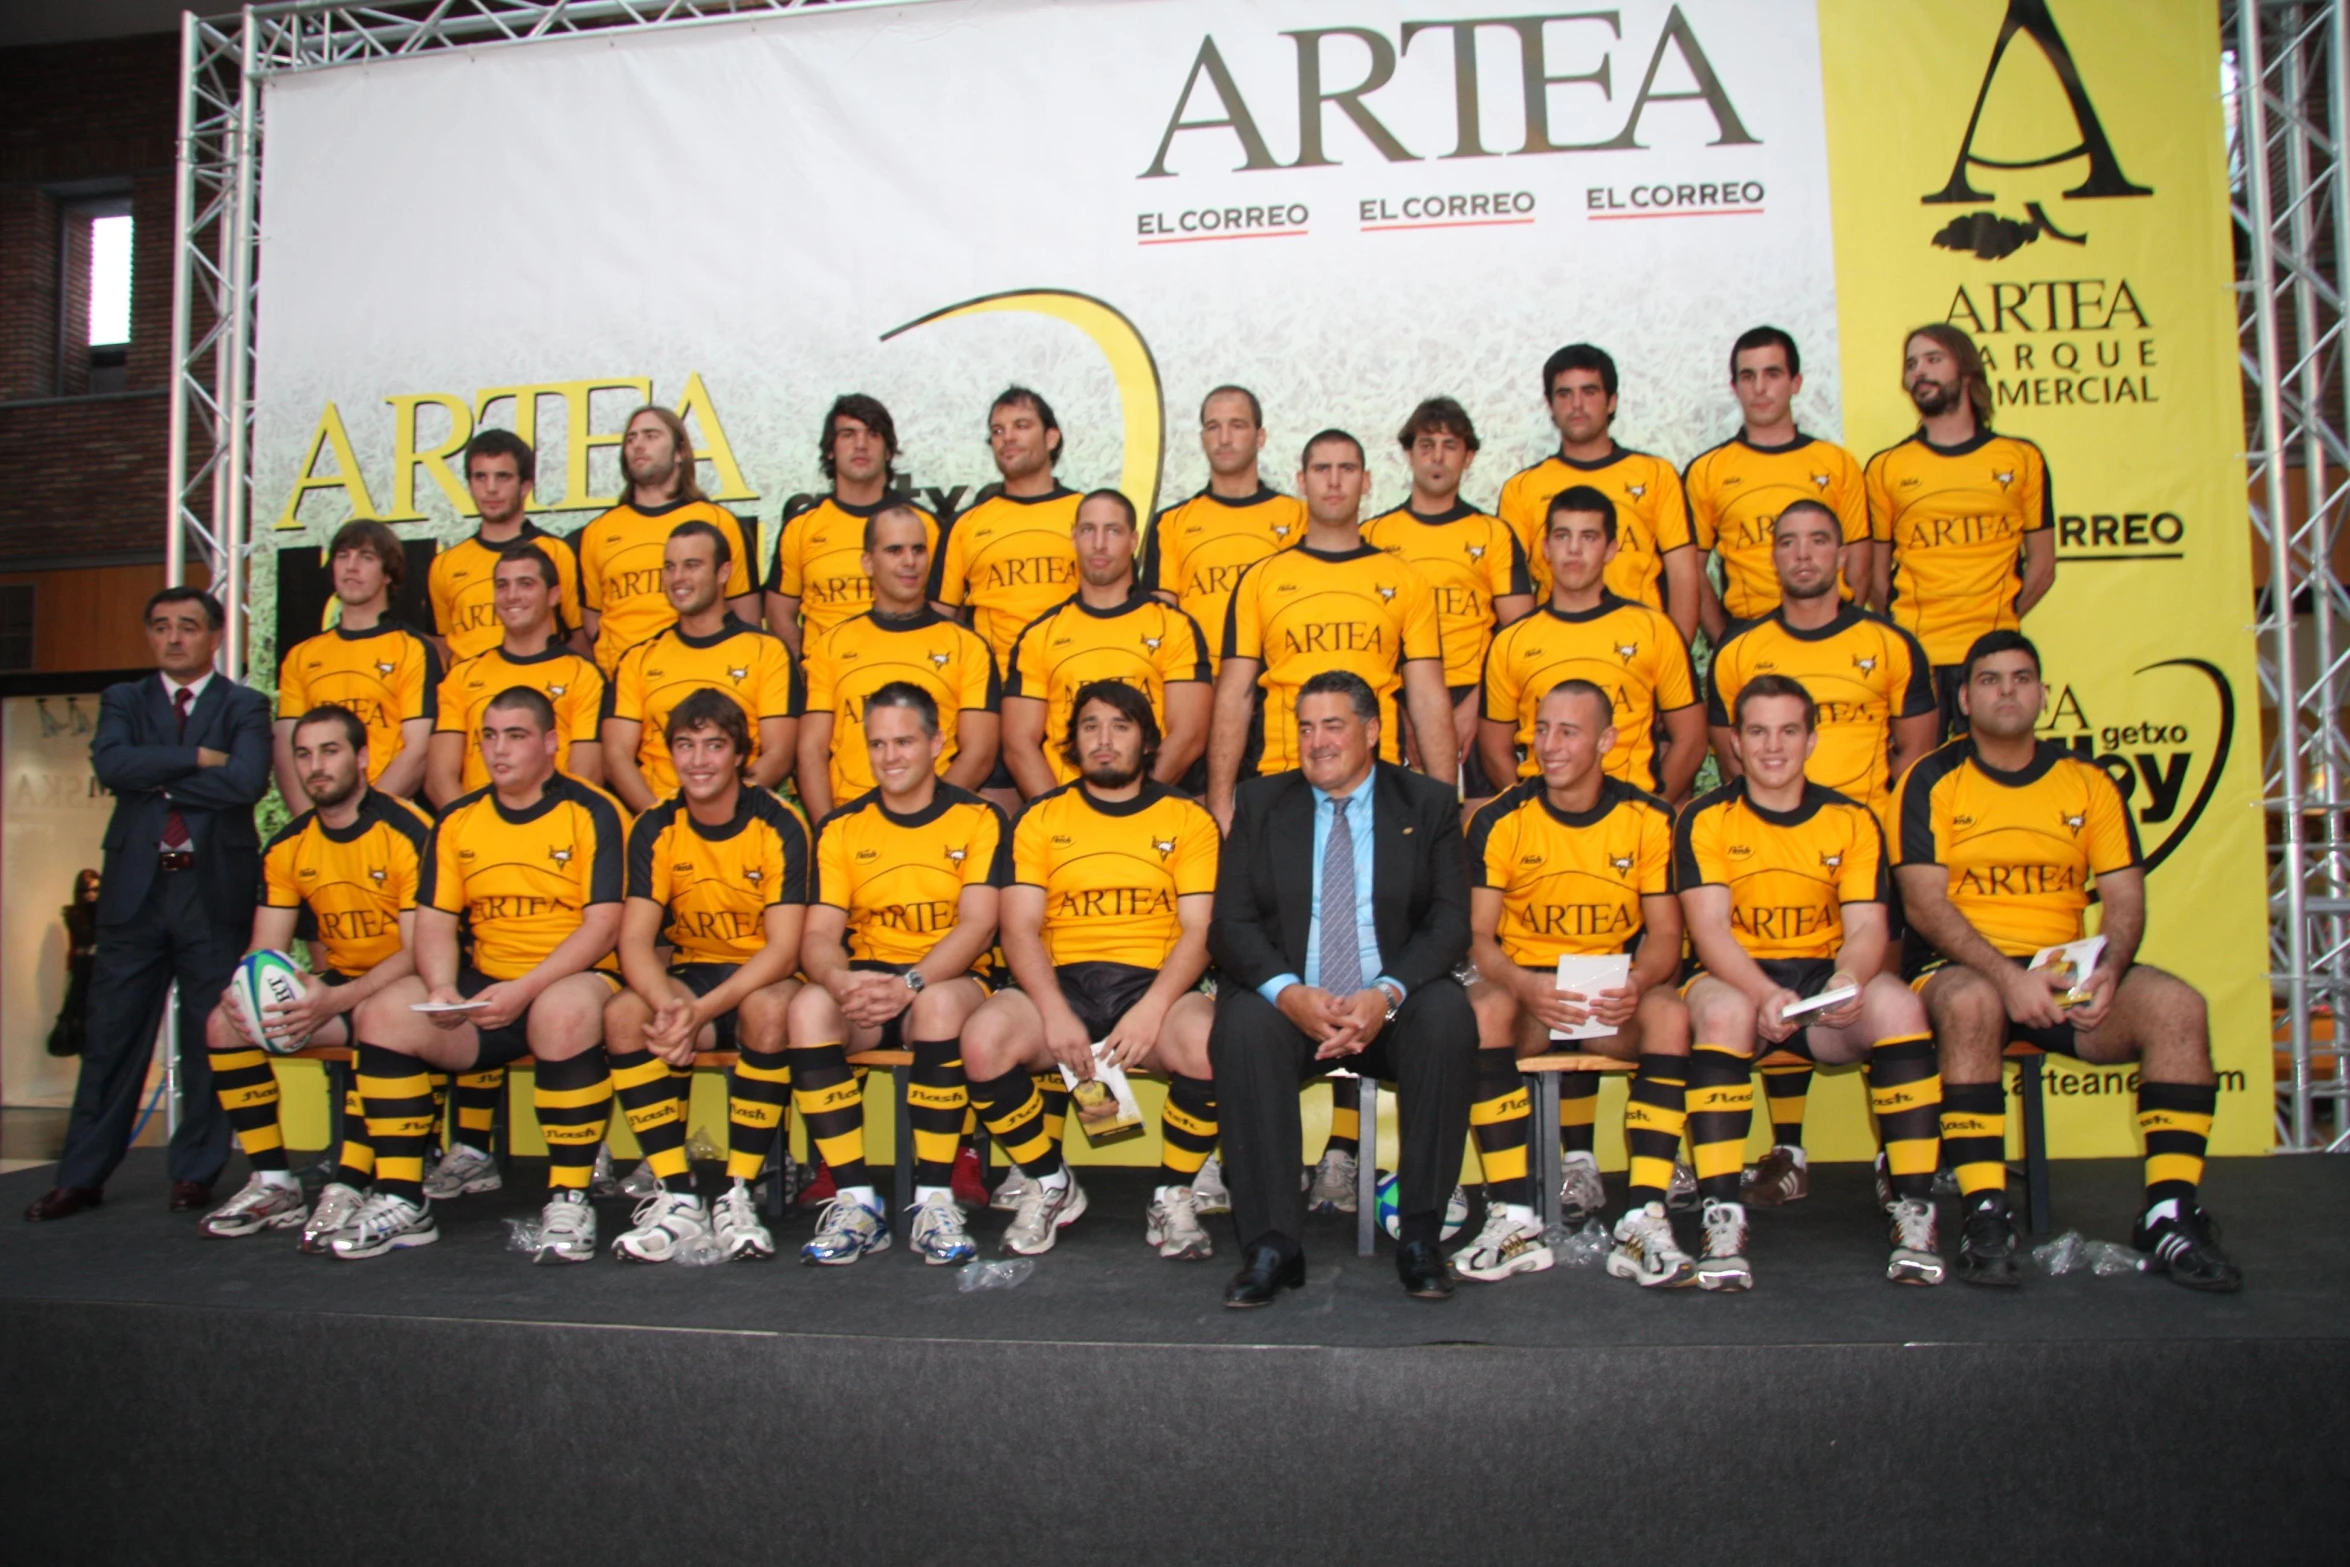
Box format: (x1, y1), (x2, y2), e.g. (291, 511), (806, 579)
(945, 845), (967, 867)
(1812, 473), (1832, 490)
(1467, 544), (1487, 562)
(548, 684), (567, 698)
(1853, 654), (1878, 675)
(1610, 853), (1635, 876)
(368, 866), (386, 884)
(1994, 470), (2016, 489)
(2063, 812), (2086, 834)
(1272, 523), (1294, 541)
(1151, 836), (1177, 861)
(727, 665), (750, 683)
(1820, 851), (1843, 871)
(1377, 585), (1396, 602)
(745, 867), (764, 885)
(1626, 484), (1647, 500)
(1142, 635), (1163, 652)
(929, 651), (950, 668)
(374, 660), (397, 677)
(1614, 642), (1640, 664)
(548, 845), (573, 867)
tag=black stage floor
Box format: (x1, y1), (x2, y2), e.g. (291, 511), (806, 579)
(2, 1151), (2343, 1564)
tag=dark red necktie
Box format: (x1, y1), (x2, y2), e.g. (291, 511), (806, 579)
(163, 687), (192, 851)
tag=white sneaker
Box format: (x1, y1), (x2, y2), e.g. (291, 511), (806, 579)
(299, 1181), (365, 1255)
(1451, 1206), (1553, 1282)
(612, 1186), (710, 1263)
(1306, 1148), (1359, 1214)
(421, 1143), (502, 1200)
(1191, 1156), (1232, 1216)
(1666, 1159), (1700, 1212)
(533, 1190), (597, 1264)
(713, 1179), (774, 1261)
(1606, 1201), (1697, 1288)
(330, 1191), (438, 1259)
(990, 1166), (1031, 1213)
(801, 1195), (890, 1265)
(909, 1191), (978, 1265)
(1559, 1150), (1607, 1224)
(1886, 1197), (1947, 1286)
(198, 1174), (308, 1238)
(1696, 1198), (1753, 1291)
(1146, 1185), (1214, 1260)
(1002, 1175), (1087, 1255)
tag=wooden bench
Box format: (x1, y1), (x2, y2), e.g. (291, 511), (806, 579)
(1514, 1040), (2056, 1236)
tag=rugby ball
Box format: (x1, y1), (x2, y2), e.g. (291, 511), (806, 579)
(1374, 1171), (1469, 1242)
(229, 949), (312, 1055)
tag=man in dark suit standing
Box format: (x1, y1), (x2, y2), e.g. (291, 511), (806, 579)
(24, 587), (272, 1221)
(1210, 669), (1475, 1305)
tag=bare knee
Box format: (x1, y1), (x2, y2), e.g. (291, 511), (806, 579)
(737, 983), (794, 1050)
(1687, 987), (1752, 1049)
(787, 984), (846, 1045)
(1468, 982), (1519, 1052)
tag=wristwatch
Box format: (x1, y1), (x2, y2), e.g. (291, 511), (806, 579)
(901, 969), (927, 995)
(1376, 981), (1405, 1021)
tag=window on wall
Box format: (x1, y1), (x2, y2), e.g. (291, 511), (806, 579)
(53, 189), (132, 396)
(87, 213), (131, 392)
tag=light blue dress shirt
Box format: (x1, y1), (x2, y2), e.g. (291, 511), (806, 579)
(1259, 777), (1407, 1006)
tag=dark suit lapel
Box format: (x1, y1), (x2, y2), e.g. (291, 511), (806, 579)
(144, 673), (176, 740)
(1271, 775), (1315, 969)
(182, 676), (226, 742)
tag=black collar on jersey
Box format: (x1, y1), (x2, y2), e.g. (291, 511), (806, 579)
(1539, 592), (1632, 625)
(615, 493), (703, 519)
(1553, 443), (1632, 473)
(828, 491), (918, 518)
(313, 786), (395, 843)
(488, 772), (583, 826)
(1915, 427), (1996, 459)
(678, 788), (759, 843)
(668, 614), (754, 650)
(1380, 499), (1480, 526)
(1075, 778), (1171, 817)
(468, 519), (555, 550)
(487, 639), (573, 666)
(1530, 774), (1638, 829)
(1733, 429), (1815, 455)
(1297, 541), (1381, 564)
(1964, 737), (2066, 788)
(875, 782), (975, 829)
(866, 605), (945, 633)
(1066, 590), (1154, 621)
(1193, 484), (1286, 509)
(1733, 776), (1840, 828)
(981, 484), (1077, 507)
(1767, 601), (1866, 642)
(327, 615), (409, 642)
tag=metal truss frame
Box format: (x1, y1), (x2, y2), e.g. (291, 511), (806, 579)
(2232, 0), (2350, 1151)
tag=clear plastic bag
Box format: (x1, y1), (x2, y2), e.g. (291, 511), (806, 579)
(1544, 1218), (1609, 1267)
(589, 1145), (624, 1199)
(2084, 1239), (2147, 1276)
(685, 1125), (722, 1164)
(669, 1231), (725, 1266)
(619, 1158), (661, 1199)
(2032, 1230), (2146, 1276)
(956, 1257), (1036, 1292)
(503, 1216), (543, 1253)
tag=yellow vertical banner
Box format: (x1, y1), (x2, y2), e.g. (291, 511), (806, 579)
(1819, 0), (2268, 1152)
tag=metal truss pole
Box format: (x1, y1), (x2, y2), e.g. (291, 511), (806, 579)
(2236, 0), (2350, 1151)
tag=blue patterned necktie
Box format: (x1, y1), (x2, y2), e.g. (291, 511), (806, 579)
(1318, 796), (1362, 996)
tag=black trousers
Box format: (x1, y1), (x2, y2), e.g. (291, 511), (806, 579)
(58, 869), (238, 1190)
(1208, 980), (1474, 1258)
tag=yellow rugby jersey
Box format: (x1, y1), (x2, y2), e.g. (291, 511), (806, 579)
(1468, 777), (1673, 969)
(1865, 431), (2052, 665)
(1684, 432), (1868, 622)
(605, 617), (802, 797)
(1674, 780), (1889, 963)
(626, 787), (811, 966)
(803, 608), (999, 805)
(930, 487), (1082, 672)
(422, 773), (627, 980)
(435, 643), (606, 794)
(276, 621), (442, 786)
(260, 788), (431, 978)
(1705, 605), (1934, 814)
(1891, 738), (2139, 957)
(427, 524), (585, 663)
(1360, 502), (1533, 688)
(1006, 594), (1211, 786)
(1479, 597), (1698, 792)
(764, 493), (942, 645)
(1141, 486), (1307, 673)
(1012, 780), (1219, 968)
(1222, 543), (1445, 774)
(813, 784), (1011, 969)
(575, 497), (758, 671)
(1497, 447), (1693, 610)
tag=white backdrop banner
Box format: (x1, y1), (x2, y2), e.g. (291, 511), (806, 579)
(2, 696), (113, 1109)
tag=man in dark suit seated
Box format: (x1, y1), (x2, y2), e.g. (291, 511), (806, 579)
(25, 587), (272, 1221)
(1209, 669), (1475, 1305)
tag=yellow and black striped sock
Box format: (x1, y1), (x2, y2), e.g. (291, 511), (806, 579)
(1686, 1046), (1755, 1202)
(533, 1049), (612, 1192)
(1940, 1081), (2006, 1203)
(1159, 1072), (1218, 1186)
(357, 1043), (436, 1204)
(427, 1071), (450, 1144)
(1038, 1076), (1070, 1152)
(1326, 1075), (1361, 1157)
(726, 1045), (791, 1184)
(1557, 1072), (1600, 1156)
(1469, 1050), (1531, 1207)
(790, 1042), (868, 1189)
(1624, 1053), (1689, 1207)
(2138, 1080), (2216, 1208)
(609, 1048), (691, 1186)
(906, 1038), (968, 1190)
(970, 1067), (1065, 1180)
(1760, 1061), (1812, 1150)
(332, 1076), (375, 1184)
(210, 1044), (287, 1171)
(1867, 1034), (1942, 1203)
(452, 1068), (503, 1155)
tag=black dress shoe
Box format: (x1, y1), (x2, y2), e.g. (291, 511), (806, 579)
(168, 1180), (214, 1212)
(1396, 1239), (1455, 1299)
(23, 1186), (102, 1222)
(1223, 1244), (1306, 1308)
